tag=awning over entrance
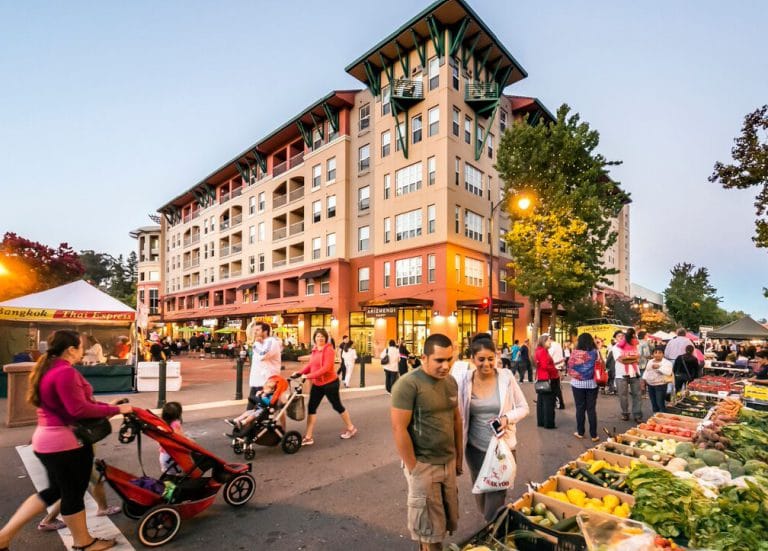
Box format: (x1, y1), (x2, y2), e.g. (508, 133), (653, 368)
(284, 307), (333, 314)
(196, 292), (209, 299)
(236, 282), (257, 291)
(360, 298), (434, 308)
(299, 268), (330, 280)
(456, 299), (524, 309)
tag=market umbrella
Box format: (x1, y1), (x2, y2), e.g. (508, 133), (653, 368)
(214, 327), (240, 334)
(685, 331), (699, 342)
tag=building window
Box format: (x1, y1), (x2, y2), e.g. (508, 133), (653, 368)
(464, 116), (472, 144)
(210, 216), (215, 232)
(258, 222), (265, 242)
(358, 226), (370, 251)
(428, 254), (436, 283)
(258, 253), (265, 272)
(450, 58), (459, 89)
(358, 186), (370, 210)
(395, 162), (423, 196)
(312, 128), (322, 150)
(500, 269), (508, 293)
(384, 261), (391, 288)
(428, 56), (439, 90)
(452, 107), (460, 137)
(384, 173), (391, 199)
(455, 157), (460, 185)
(381, 130), (391, 157)
(326, 157), (336, 181)
(249, 255), (255, 274)
(428, 156), (436, 185)
(359, 103), (370, 131)
(327, 195), (336, 218)
(412, 115), (422, 144)
(384, 217), (391, 243)
(258, 192), (265, 211)
(358, 144), (370, 172)
(464, 210), (483, 241)
(396, 256), (422, 287)
(487, 133), (494, 158)
(358, 267), (370, 291)
(312, 164), (322, 188)
(499, 228), (508, 254)
(312, 200), (322, 223)
(455, 254), (461, 283)
(464, 163), (483, 196)
(455, 205), (460, 233)
(428, 106), (439, 136)
(306, 279), (315, 295)
(500, 109), (507, 133)
(328, 120), (338, 141)
(395, 209), (422, 241)
(465, 257), (484, 287)
(326, 233), (336, 256)
(320, 277), (330, 294)
(249, 196), (256, 215)
(210, 241), (215, 256)
(427, 204), (436, 233)
(395, 121), (406, 151)
(477, 125), (484, 146)
(382, 85), (391, 116)
(312, 237), (321, 260)
(149, 289), (159, 314)
(203, 219), (208, 234)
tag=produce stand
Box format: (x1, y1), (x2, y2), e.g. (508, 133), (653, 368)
(457, 393), (768, 551)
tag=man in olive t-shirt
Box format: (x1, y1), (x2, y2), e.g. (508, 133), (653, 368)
(391, 333), (462, 551)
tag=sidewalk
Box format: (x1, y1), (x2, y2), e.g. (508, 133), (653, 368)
(0, 355), (387, 447)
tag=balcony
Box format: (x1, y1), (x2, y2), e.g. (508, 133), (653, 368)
(272, 227), (287, 241)
(230, 214), (242, 229)
(231, 243), (242, 254)
(273, 161), (288, 177)
(289, 151), (304, 168)
(230, 268), (242, 277)
(220, 191), (230, 204)
(288, 186), (305, 202)
(390, 78), (424, 101)
(273, 194), (288, 208)
(273, 259), (287, 268)
(465, 81), (500, 102)
(289, 255), (304, 264)
(220, 245), (230, 258)
(220, 219), (231, 231)
(183, 235), (200, 248)
(289, 221), (304, 235)
(231, 187), (242, 199)
(183, 258), (200, 270)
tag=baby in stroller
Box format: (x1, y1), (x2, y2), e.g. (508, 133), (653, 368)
(225, 375), (288, 436)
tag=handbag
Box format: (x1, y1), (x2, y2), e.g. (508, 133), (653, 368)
(594, 354), (608, 387)
(534, 379), (552, 393)
(73, 417), (112, 445)
(380, 351), (390, 365)
(472, 435), (516, 494)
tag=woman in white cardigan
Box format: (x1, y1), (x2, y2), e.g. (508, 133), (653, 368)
(451, 334), (529, 521)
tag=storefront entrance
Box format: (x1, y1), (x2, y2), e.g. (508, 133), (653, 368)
(456, 309), (477, 358)
(348, 312), (374, 356)
(397, 308), (431, 355)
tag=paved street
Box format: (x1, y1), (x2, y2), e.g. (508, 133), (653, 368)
(0, 360), (643, 550)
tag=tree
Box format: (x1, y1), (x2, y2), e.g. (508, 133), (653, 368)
(108, 253), (137, 307)
(664, 262), (724, 331)
(561, 296), (604, 338)
(0, 232), (84, 301)
(79, 250), (115, 289)
(496, 104), (629, 340)
(604, 295), (640, 326)
(709, 105), (768, 248)
(639, 309), (675, 333)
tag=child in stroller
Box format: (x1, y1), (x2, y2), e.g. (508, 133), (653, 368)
(224, 375), (286, 434)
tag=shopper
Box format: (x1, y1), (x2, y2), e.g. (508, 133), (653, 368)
(291, 328), (357, 446)
(247, 321), (282, 409)
(673, 345), (699, 393)
(567, 333), (601, 441)
(643, 346), (673, 413)
(391, 333), (462, 551)
(0, 330), (131, 551)
(340, 340), (358, 388)
(381, 339), (400, 393)
(534, 334), (559, 429)
(452, 334), (528, 521)
(548, 335), (566, 410)
(613, 328), (643, 422)
(398, 339), (411, 376)
(518, 339), (532, 383)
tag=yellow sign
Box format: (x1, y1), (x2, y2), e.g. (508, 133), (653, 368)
(0, 306), (135, 322)
(576, 323), (631, 346)
(744, 383), (768, 401)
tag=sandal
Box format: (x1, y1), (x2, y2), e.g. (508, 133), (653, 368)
(573, 432), (584, 439)
(301, 436), (314, 446)
(591, 436), (601, 442)
(96, 505), (121, 516)
(340, 426), (358, 439)
(38, 518), (67, 531)
(71, 537), (116, 551)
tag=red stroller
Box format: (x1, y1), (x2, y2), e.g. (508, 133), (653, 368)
(96, 407), (255, 547)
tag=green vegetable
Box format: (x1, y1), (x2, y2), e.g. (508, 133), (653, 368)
(533, 503), (547, 515)
(686, 459), (706, 472)
(538, 518), (552, 528)
(551, 515), (578, 532)
(520, 506), (532, 516)
(744, 460), (768, 475)
(701, 449), (727, 466)
(675, 442), (695, 457)
(545, 511), (558, 525)
(722, 424), (768, 462)
(578, 467), (608, 487)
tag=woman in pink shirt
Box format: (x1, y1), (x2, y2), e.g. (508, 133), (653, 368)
(291, 328), (357, 446)
(0, 330), (132, 551)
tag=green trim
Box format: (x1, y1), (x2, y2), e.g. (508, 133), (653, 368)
(426, 15), (444, 58)
(449, 17), (470, 58)
(378, 52), (394, 84)
(478, 46), (492, 78)
(363, 61), (381, 96)
(252, 149), (267, 173)
(392, 102), (409, 159)
(529, 110), (541, 126)
(235, 161), (250, 184)
(410, 28), (426, 67)
(310, 112), (325, 140)
(296, 121), (312, 148)
(497, 65), (514, 89)
(474, 101), (499, 161)
(322, 102), (339, 133)
(394, 40), (409, 78)
(461, 32), (481, 70)
(490, 56), (503, 82)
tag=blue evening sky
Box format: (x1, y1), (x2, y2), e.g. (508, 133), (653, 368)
(1, 1), (766, 318)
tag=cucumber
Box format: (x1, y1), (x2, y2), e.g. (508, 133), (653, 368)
(545, 511), (558, 525)
(578, 468), (608, 487)
(526, 515), (544, 523)
(551, 515), (578, 532)
(533, 503), (548, 515)
(520, 506), (532, 516)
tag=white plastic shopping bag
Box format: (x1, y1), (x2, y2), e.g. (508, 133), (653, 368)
(471, 436), (516, 494)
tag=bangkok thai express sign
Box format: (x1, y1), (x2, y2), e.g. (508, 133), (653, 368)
(0, 306), (135, 322)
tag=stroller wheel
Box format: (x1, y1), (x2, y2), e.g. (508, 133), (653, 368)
(244, 447), (256, 460)
(281, 430), (302, 454)
(122, 500), (150, 520)
(137, 505), (181, 547)
(232, 441), (243, 455)
(223, 473), (256, 507)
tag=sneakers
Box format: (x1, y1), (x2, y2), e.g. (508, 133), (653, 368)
(340, 426), (358, 439)
(224, 419), (236, 427)
(38, 518), (66, 531)
(573, 432), (584, 439)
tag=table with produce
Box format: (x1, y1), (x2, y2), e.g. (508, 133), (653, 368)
(456, 396), (768, 551)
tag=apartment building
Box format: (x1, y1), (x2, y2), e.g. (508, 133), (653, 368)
(129, 225), (162, 328)
(156, 0), (628, 354)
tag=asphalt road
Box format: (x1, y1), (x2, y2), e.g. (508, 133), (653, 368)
(0, 381), (642, 550)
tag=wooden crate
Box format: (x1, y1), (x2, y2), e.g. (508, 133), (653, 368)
(629, 427), (693, 442)
(599, 441), (669, 465)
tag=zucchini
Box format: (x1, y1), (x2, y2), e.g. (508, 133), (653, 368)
(578, 468), (608, 487)
(545, 511), (558, 525)
(551, 515), (578, 532)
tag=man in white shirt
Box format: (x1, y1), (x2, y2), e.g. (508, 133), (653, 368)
(248, 321), (282, 409)
(547, 335), (566, 409)
(664, 328), (693, 362)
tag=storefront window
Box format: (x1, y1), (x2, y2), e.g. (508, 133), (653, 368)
(349, 311), (374, 356)
(498, 317), (516, 350)
(309, 313), (332, 344)
(456, 309), (477, 358)
(397, 308), (431, 355)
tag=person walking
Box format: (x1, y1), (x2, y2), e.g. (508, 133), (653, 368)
(510, 340), (521, 375)
(500, 342), (511, 370)
(534, 334), (559, 429)
(643, 346), (673, 413)
(340, 340), (357, 388)
(398, 340), (411, 376)
(548, 335), (566, 410)
(664, 328), (693, 363)
(247, 321), (282, 409)
(391, 333), (462, 551)
(381, 339), (400, 393)
(518, 339), (532, 383)
(613, 328), (643, 422)
(673, 345), (699, 393)
(567, 333), (601, 442)
(637, 331), (652, 374)
(0, 330), (132, 551)
(452, 334), (528, 521)
(291, 328), (357, 446)
(336, 335), (350, 383)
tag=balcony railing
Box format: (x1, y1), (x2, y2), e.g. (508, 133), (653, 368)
(272, 227), (287, 241)
(183, 258), (200, 270)
(289, 221), (304, 235)
(220, 272), (230, 280)
(220, 245), (230, 258)
(273, 193), (287, 208)
(231, 243), (242, 254)
(465, 81), (500, 101)
(230, 268), (242, 277)
(289, 255), (304, 264)
(231, 187), (242, 199)
(220, 219), (230, 231)
(273, 259), (287, 268)
(289, 151), (304, 168)
(183, 234), (200, 248)
(273, 161), (287, 177)
(230, 214), (242, 228)
(220, 191), (230, 204)
(289, 186), (305, 202)
(390, 78), (424, 100)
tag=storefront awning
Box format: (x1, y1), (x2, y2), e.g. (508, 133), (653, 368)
(236, 282), (257, 291)
(299, 268), (330, 280)
(360, 298), (433, 308)
(196, 292), (210, 299)
(456, 299), (524, 308)
(284, 307), (333, 314)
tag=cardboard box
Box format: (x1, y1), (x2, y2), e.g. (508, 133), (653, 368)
(629, 427), (693, 442)
(599, 441), (669, 466)
(533, 475), (634, 521)
(655, 412), (703, 424)
(577, 448), (639, 469)
(649, 415), (700, 430)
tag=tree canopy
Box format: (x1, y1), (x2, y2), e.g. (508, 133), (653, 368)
(664, 262), (724, 331)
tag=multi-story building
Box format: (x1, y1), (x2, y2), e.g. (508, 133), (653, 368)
(129, 225), (162, 330)
(156, 0), (628, 353)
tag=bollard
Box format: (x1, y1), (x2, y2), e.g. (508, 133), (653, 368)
(156, 359), (167, 409)
(235, 349), (246, 400)
(359, 356), (366, 388)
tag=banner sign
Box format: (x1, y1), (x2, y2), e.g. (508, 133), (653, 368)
(364, 306), (398, 318)
(0, 306), (135, 322)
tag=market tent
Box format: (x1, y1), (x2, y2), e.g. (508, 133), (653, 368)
(650, 330), (674, 341)
(708, 316), (768, 340)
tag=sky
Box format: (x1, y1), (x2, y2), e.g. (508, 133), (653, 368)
(1, 1), (767, 318)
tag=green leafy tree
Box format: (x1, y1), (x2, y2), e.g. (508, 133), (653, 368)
(496, 104), (629, 339)
(108, 253), (137, 307)
(664, 263), (724, 331)
(79, 250), (115, 289)
(709, 105), (768, 249)
(605, 295), (640, 326)
(562, 296), (604, 338)
(639, 309), (675, 333)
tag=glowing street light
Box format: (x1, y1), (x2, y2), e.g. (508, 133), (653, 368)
(0, 260), (8, 277)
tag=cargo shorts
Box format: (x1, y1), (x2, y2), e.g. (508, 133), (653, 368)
(402, 459), (459, 544)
